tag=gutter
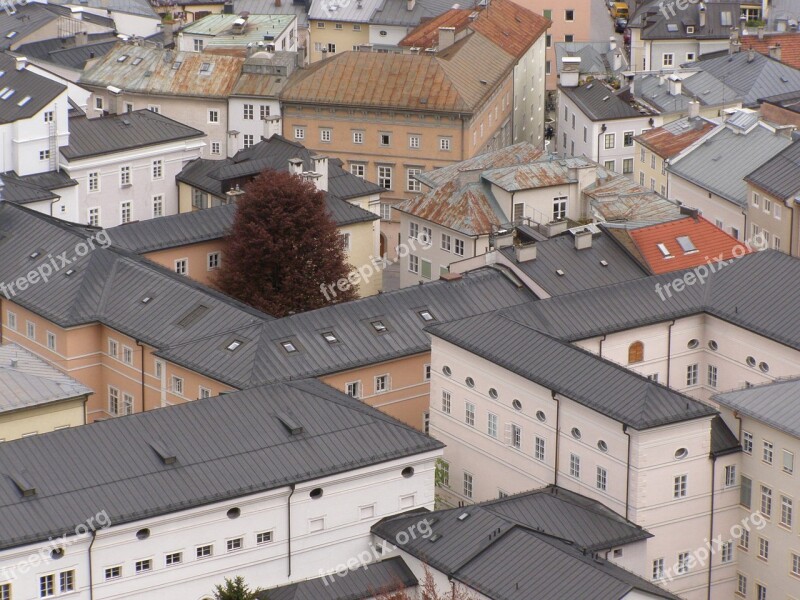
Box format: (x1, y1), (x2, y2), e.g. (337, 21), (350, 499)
(136, 339), (146, 413)
(287, 484), (295, 577)
(666, 319), (675, 387)
(623, 424), (632, 520)
(706, 455), (717, 600)
(552, 391), (560, 486)
(88, 529), (97, 600)
(598, 333), (607, 358)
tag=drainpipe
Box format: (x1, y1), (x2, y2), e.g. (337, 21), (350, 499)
(741, 208), (747, 245)
(598, 333), (607, 358)
(623, 424), (632, 520)
(666, 319), (676, 387)
(707, 455), (717, 600)
(88, 529), (97, 600)
(788, 201), (796, 256)
(733, 410), (742, 440)
(597, 124), (607, 164)
(552, 391), (560, 486)
(287, 484), (295, 577)
(136, 339), (145, 413)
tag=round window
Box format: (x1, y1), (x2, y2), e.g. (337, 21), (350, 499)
(571, 427), (582, 440)
(402, 466), (415, 478)
(759, 362), (770, 373)
(443, 365), (452, 376)
(512, 399), (522, 411)
(51, 548), (65, 559)
(136, 528), (150, 540)
(675, 448), (688, 459)
(488, 388), (498, 399)
(687, 339), (699, 349)
(708, 340), (718, 351)
(227, 507), (241, 519)
(746, 356), (756, 367)
(597, 440), (608, 452)
(465, 377), (475, 388)
(535, 409), (545, 421)
(310, 487), (323, 499)
(379, 30), (387, 36)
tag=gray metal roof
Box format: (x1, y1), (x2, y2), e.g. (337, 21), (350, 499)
(309, 0), (382, 22)
(427, 310), (717, 430)
(47, 0), (159, 19)
(690, 50), (800, 107)
(234, 0), (310, 29)
(15, 35), (119, 70)
(668, 120), (792, 207)
(370, 0), (458, 26)
(0, 344), (92, 415)
(710, 415), (741, 457)
(715, 378), (800, 439)
(633, 0), (739, 41)
(0, 169), (78, 205)
(0, 53), (67, 124)
(0, 378), (441, 551)
(554, 41), (627, 77)
(560, 80), (650, 122)
(744, 139), (800, 199)
(498, 233), (649, 296)
(634, 71), (739, 113)
(372, 488), (675, 600)
(260, 556), (416, 600)
(61, 109), (205, 160)
(0, 4), (61, 50)
(583, 173), (683, 222)
(758, 89), (800, 113)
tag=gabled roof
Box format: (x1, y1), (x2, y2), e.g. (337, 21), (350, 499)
(60, 109), (205, 160)
(583, 173), (682, 222)
(631, 0), (738, 41)
(0, 53), (67, 124)
(0, 3), (72, 50)
(560, 80), (652, 121)
(634, 116), (716, 159)
(554, 41), (627, 76)
(427, 310), (717, 429)
(280, 33), (515, 113)
(0, 169), (78, 205)
(691, 50), (800, 106)
(181, 14), (296, 50)
(398, 7), (475, 48)
(626, 215), (749, 274)
(481, 155), (595, 191)
(0, 378), (442, 551)
(47, 0), (159, 19)
(370, 0), (463, 27)
(710, 415), (741, 457)
(715, 378), (800, 439)
(0, 343), (92, 414)
(80, 44), (245, 99)
(740, 32), (800, 70)
(758, 89), (800, 113)
(373, 488), (676, 600)
(744, 139), (800, 199)
(668, 118), (792, 206)
(633, 71), (740, 113)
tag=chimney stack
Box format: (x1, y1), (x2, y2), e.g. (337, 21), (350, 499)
(560, 57), (581, 87)
(288, 158), (304, 176)
(668, 75), (682, 96)
(438, 26), (455, 50)
(407, 0), (415, 10)
(312, 154), (329, 191)
(75, 31), (88, 46)
(747, 47), (755, 62)
(15, 56), (27, 71)
(769, 44), (782, 61)
(729, 28), (741, 54)
(106, 85), (124, 115)
(688, 98), (700, 119)
(574, 230), (593, 250)
(699, 2), (706, 28)
(757, 26), (765, 40)
(514, 243), (537, 262)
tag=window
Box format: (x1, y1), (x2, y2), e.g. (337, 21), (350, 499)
(487, 413), (498, 438)
(153, 195), (164, 218)
(196, 545), (213, 559)
(152, 159), (163, 180)
(242, 104), (254, 120)
(294, 127), (305, 140)
(47, 331), (56, 351)
(351, 163), (365, 179)
(208, 110), (219, 123)
(640, 147), (646, 162)
(409, 222), (419, 240)
(439, 137), (451, 151)
(792, 553), (800, 577)
(596, 466), (607, 491)
(256, 531), (273, 544)
(407, 168), (422, 192)
(546, 34), (552, 47)
(422, 226), (432, 245)
(39, 149), (51, 161)
(743, 431), (753, 453)
(352, 131), (364, 144)
(135, 559), (152, 573)
(345, 381), (360, 398)
(207, 252), (220, 270)
(193, 38), (204, 51)
(175, 259), (187, 276)
(674, 474), (687, 498)
(686, 52), (695, 61)
(147, 104), (160, 113)
(763, 440), (773, 464)
(737, 573), (747, 595)
(780, 495), (793, 527)
(764, 197), (772, 213)
(707, 365), (717, 388)
(740, 528), (750, 549)
(438, 461), (450, 487)
(604, 159), (615, 171)
(623, 158), (633, 173)
(686, 363), (698, 386)
(340, 232), (351, 251)
(535, 436), (545, 461)
(604, 133), (615, 149)
(442, 390), (451, 413)
(88, 171), (100, 192)
(774, 235), (781, 250)
(565, 9), (574, 20)
(108, 339), (118, 358)
(740, 475), (752, 508)
(40, 574), (54, 597)
(380, 203), (391, 220)
(623, 131), (634, 147)
(211, 142), (221, 155)
(408, 254), (419, 274)
(375, 374), (389, 393)
(569, 453), (580, 478)
(652, 558), (665, 580)
(441, 233), (452, 252)
(677, 552), (689, 574)
(171, 376), (184, 395)
(320, 128), (331, 142)
(379, 133), (391, 146)
(26, 320), (35, 339)
(511, 424), (521, 449)
(122, 393), (133, 415)
(459, 400), (476, 430)
(122, 346), (133, 364)
(165, 552), (182, 565)
(628, 341), (644, 363)
(756, 584), (766, 600)
(7, 311), (16, 331)
(721, 541), (733, 563)
(120, 201), (131, 224)
(463, 472), (473, 498)
(120, 165), (131, 186)
(199, 387), (211, 399)
(761, 485), (772, 517)
(227, 538), (243, 552)
(758, 537), (769, 560)
(454, 239), (464, 256)
(564, 34), (573, 42)
(553, 196), (567, 220)
(784, 449), (794, 473)
(104, 566), (121, 580)
(409, 135), (420, 148)
(663, 53), (674, 67)
(378, 166), (392, 189)
(724, 465), (736, 487)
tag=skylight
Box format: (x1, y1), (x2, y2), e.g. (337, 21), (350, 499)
(281, 341), (298, 353)
(418, 310), (435, 322)
(29, 251), (40, 259)
(676, 236), (697, 254)
(64, 269), (75, 276)
(666, 23), (678, 32)
(141, 296), (152, 304)
(0, 71), (5, 78)
(370, 320), (388, 333)
(322, 332), (338, 344)
(1, 89), (14, 100)
(200, 62), (211, 72)
(5, 31), (17, 39)
(132, 57), (143, 65)
(656, 242), (674, 258)
(117, 55), (128, 62)
(17, 96), (30, 107)
(172, 61), (182, 70)
(226, 340), (243, 351)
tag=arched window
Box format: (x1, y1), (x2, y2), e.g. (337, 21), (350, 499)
(628, 341), (644, 364)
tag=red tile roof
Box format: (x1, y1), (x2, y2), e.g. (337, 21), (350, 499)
(628, 216), (752, 275)
(399, 8), (475, 49)
(741, 32), (800, 70)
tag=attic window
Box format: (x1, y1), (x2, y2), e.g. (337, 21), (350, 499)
(172, 61), (182, 70)
(150, 441), (177, 465)
(281, 341), (298, 353)
(418, 310), (435, 322)
(276, 412), (304, 435)
(132, 57), (143, 65)
(200, 62), (211, 73)
(226, 340), (243, 351)
(676, 236), (697, 254)
(666, 23), (678, 32)
(556, 269), (565, 276)
(720, 11), (732, 26)
(656, 243), (673, 258)
(17, 96), (30, 107)
(5, 31), (17, 38)
(10, 472), (36, 497)
(117, 55), (128, 62)
(600, 259), (609, 267)
(370, 320), (388, 333)
(322, 331), (338, 344)
(141, 296), (152, 304)
(429, 534), (441, 542)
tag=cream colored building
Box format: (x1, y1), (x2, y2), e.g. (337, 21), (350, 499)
(0, 344), (90, 441)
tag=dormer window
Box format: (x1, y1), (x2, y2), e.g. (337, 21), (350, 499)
(117, 55), (128, 62)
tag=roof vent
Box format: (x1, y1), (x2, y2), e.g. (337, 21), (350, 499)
(457, 512), (470, 521)
(556, 269), (565, 276)
(176, 304), (210, 328)
(10, 472), (36, 497)
(276, 412), (304, 435)
(149, 441), (177, 465)
(600, 259), (609, 267)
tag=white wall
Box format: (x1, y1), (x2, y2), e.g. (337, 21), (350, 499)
(227, 97), (282, 155)
(513, 35), (546, 147)
(667, 173), (746, 240)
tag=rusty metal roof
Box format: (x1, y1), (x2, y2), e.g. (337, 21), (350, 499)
(399, 8), (477, 48)
(482, 156), (596, 191)
(79, 43), (244, 99)
(280, 32), (515, 113)
(634, 116), (716, 159)
(584, 174), (682, 222)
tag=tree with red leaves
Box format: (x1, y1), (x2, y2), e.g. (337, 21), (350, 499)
(373, 567), (477, 600)
(214, 169), (356, 317)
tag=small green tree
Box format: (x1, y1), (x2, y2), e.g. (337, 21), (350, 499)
(213, 576), (263, 600)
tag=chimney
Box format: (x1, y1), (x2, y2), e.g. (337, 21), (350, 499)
(574, 229), (593, 250)
(75, 31), (88, 46)
(312, 154), (328, 191)
(106, 85), (124, 115)
(438, 27), (455, 50)
(275, 0), (281, 6)
(688, 98), (700, 119)
(15, 56), (27, 71)
(288, 157), (303, 176)
(514, 243), (537, 262)
(729, 28), (741, 54)
(668, 75), (682, 96)
(407, 0), (415, 10)
(698, 2), (706, 28)
(560, 57), (581, 87)
(609, 36), (617, 52)
(613, 50), (622, 72)
(757, 26), (765, 40)
(10, 359), (17, 368)
(769, 44), (782, 61)
(680, 205), (700, 220)
(747, 47), (755, 62)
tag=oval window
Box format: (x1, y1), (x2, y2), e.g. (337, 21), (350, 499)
(597, 440), (608, 452)
(488, 388), (498, 399)
(51, 548), (65, 559)
(136, 528), (150, 540)
(571, 427), (581, 440)
(759, 362), (769, 373)
(512, 399), (523, 411)
(687, 339), (699, 349)
(465, 377), (475, 388)
(535, 409), (545, 421)
(708, 340), (718, 351)
(443, 365), (452, 376)
(746, 356), (756, 367)
(227, 507), (241, 519)
(675, 448), (688, 459)
(310, 487), (323, 499)
(402, 466), (415, 478)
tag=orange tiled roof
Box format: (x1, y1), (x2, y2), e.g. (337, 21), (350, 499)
(399, 0), (550, 59)
(634, 118), (716, 159)
(741, 32), (800, 70)
(628, 216), (752, 275)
